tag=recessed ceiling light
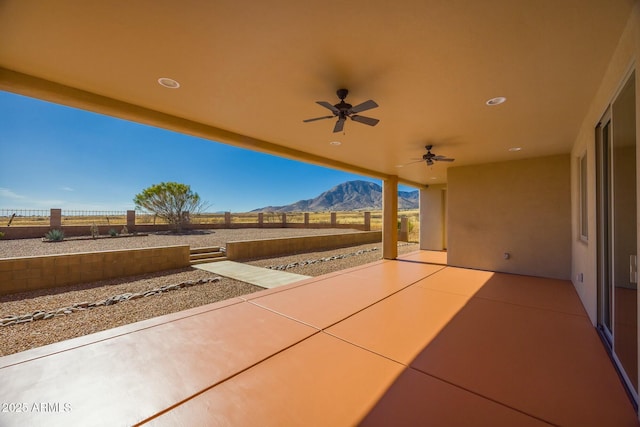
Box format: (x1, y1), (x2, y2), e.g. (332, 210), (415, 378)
(508, 147), (522, 152)
(158, 77), (180, 89)
(486, 96), (506, 106)
(329, 141), (341, 146)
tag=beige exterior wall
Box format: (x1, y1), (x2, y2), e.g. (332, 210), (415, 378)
(419, 185), (446, 250)
(570, 3), (640, 326)
(447, 155), (571, 280)
(0, 245), (190, 295)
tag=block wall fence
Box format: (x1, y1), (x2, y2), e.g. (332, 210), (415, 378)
(0, 210), (372, 240)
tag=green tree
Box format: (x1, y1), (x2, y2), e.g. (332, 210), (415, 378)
(134, 182), (208, 233)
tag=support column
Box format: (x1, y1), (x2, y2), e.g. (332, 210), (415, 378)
(364, 212), (371, 231)
(330, 212), (337, 227)
(382, 176), (398, 259)
(258, 213), (264, 227)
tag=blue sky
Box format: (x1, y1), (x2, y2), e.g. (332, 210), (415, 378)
(0, 91), (412, 212)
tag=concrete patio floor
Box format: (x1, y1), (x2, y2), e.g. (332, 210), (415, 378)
(0, 251), (638, 426)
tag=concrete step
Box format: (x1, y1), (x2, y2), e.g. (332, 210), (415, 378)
(190, 246), (221, 254)
(189, 246), (226, 265)
(190, 251), (226, 261)
(190, 256), (228, 265)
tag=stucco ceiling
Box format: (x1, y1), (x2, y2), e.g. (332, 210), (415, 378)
(0, 0), (635, 186)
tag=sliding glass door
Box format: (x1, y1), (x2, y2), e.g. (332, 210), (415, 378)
(597, 72), (637, 400)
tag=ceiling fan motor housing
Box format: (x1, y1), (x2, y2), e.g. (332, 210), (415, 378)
(335, 101), (352, 114)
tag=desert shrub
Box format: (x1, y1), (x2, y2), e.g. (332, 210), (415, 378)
(108, 228), (118, 237)
(44, 229), (64, 242)
(0, 231), (4, 239)
(134, 182), (209, 233)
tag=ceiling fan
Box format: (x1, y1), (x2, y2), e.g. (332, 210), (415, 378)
(422, 145), (455, 166)
(303, 89), (379, 133)
(402, 145), (455, 167)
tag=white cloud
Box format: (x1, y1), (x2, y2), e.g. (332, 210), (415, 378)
(0, 187), (26, 199)
(60, 186), (75, 192)
(0, 188), (65, 209)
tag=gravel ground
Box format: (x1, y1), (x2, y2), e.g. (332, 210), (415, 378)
(0, 230), (417, 356)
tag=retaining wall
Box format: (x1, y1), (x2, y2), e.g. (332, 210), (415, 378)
(0, 245), (190, 295)
(226, 231), (382, 260)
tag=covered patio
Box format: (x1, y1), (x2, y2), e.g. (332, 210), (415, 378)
(1, 251), (637, 426)
(1, 1), (640, 424)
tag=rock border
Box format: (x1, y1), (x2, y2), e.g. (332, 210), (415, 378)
(263, 242), (416, 271)
(264, 247), (380, 270)
(0, 277), (220, 327)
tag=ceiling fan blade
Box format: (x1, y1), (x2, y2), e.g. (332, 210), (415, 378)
(398, 159), (425, 167)
(435, 158), (455, 162)
(316, 101), (339, 114)
(333, 117), (346, 133)
(303, 115), (335, 123)
(351, 115), (380, 126)
(349, 99), (378, 114)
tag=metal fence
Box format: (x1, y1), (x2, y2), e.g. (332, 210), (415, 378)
(1, 208), (398, 238)
(60, 210), (128, 226)
(61, 210), (127, 217)
(0, 209), (50, 226)
(135, 212), (170, 225)
(0, 209), (131, 226)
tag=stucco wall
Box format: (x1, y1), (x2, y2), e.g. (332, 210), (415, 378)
(419, 185), (446, 250)
(447, 155), (571, 280)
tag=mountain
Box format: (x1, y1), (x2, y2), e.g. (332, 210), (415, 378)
(252, 180), (419, 212)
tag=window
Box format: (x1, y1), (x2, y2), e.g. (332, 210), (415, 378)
(579, 151), (588, 241)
